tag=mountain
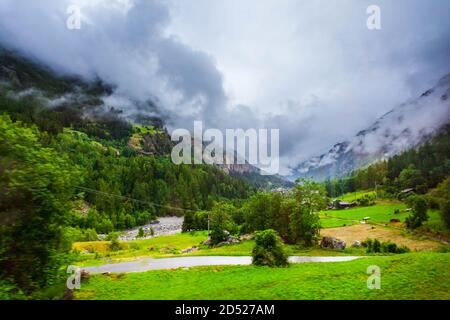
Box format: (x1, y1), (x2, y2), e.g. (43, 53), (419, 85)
(0, 48), (291, 189)
(292, 74), (450, 181)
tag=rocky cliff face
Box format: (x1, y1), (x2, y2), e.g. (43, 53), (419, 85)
(128, 129), (173, 156)
(292, 74), (450, 181)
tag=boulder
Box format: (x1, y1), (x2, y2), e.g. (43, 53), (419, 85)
(352, 240), (362, 247)
(228, 236), (241, 244)
(320, 236), (346, 250)
(80, 270), (90, 281)
(181, 246), (199, 254)
(202, 236), (213, 246)
(240, 234), (254, 241)
(216, 241), (230, 247)
(204, 234), (241, 247)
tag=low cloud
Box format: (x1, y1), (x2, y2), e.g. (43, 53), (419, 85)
(0, 0), (449, 175)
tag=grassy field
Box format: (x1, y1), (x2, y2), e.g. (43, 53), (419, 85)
(320, 201), (407, 228)
(335, 190), (377, 202)
(75, 252), (450, 300)
(320, 201), (442, 228)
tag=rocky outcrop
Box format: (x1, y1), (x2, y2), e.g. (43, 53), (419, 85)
(320, 236), (346, 250)
(202, 231), (242, 247)
(128, 130), (173, 156)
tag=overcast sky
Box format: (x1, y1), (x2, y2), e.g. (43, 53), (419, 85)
(0, 0), (449, 174)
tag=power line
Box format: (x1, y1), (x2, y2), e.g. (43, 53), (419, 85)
(74, 186), (200, 213)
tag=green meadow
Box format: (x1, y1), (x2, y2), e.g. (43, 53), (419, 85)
(320, 201), (442, 229)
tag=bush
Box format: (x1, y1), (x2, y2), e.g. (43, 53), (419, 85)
(107, 232), (122, 251)
(357, 194), (375, 207)
(429, 177), (450, 229)
(362, 238), (410, 254)
(83, 229), (98, 241)
(441, 200), (450, 230)
(252, 230), (289, 267)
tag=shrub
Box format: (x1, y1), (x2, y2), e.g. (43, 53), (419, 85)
(107, 232), (122, 251)
(372, 239), (381, 253)
(83, 229), (98, 241)
(252, 230), (289, 267)
(137, 228), (145, 238)
(429, 177), (450, 229)
(362, 238), (410, 254)
(441, 200), (450, 230)
(357, 194), (375, 207)
(182, 212), (195, 232)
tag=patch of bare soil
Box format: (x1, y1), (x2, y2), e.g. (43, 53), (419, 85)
(321, 224), (442, 251)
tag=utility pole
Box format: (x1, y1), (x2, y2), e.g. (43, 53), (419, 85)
(207, 212), (210, 233)
(375, 181), (378, 199)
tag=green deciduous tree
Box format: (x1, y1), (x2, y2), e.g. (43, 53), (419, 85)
(405, 195), (429, 229)
(0, 115), (82, 295)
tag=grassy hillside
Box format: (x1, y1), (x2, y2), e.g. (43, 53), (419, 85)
(320, 201), (443, 229)
(335, 190), (377, 202)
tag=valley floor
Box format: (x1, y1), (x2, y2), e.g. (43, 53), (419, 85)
(72, 201), (450, 300)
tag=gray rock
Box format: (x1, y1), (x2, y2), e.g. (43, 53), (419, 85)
(202, 236), (213, 246)
(320, 236), (346, 250)
(239, 234), (254, 241)
(181, 246), (199, 254)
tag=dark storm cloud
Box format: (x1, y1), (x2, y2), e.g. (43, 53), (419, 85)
(0, 0), (228, 128)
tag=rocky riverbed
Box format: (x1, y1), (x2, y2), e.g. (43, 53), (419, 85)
(117, 216), (184, 241)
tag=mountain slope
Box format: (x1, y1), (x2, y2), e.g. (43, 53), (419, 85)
(293, 74), (450, 181)
(0, 48), (291, 189)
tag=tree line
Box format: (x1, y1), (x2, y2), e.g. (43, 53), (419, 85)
(183, 179), (327, 246)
